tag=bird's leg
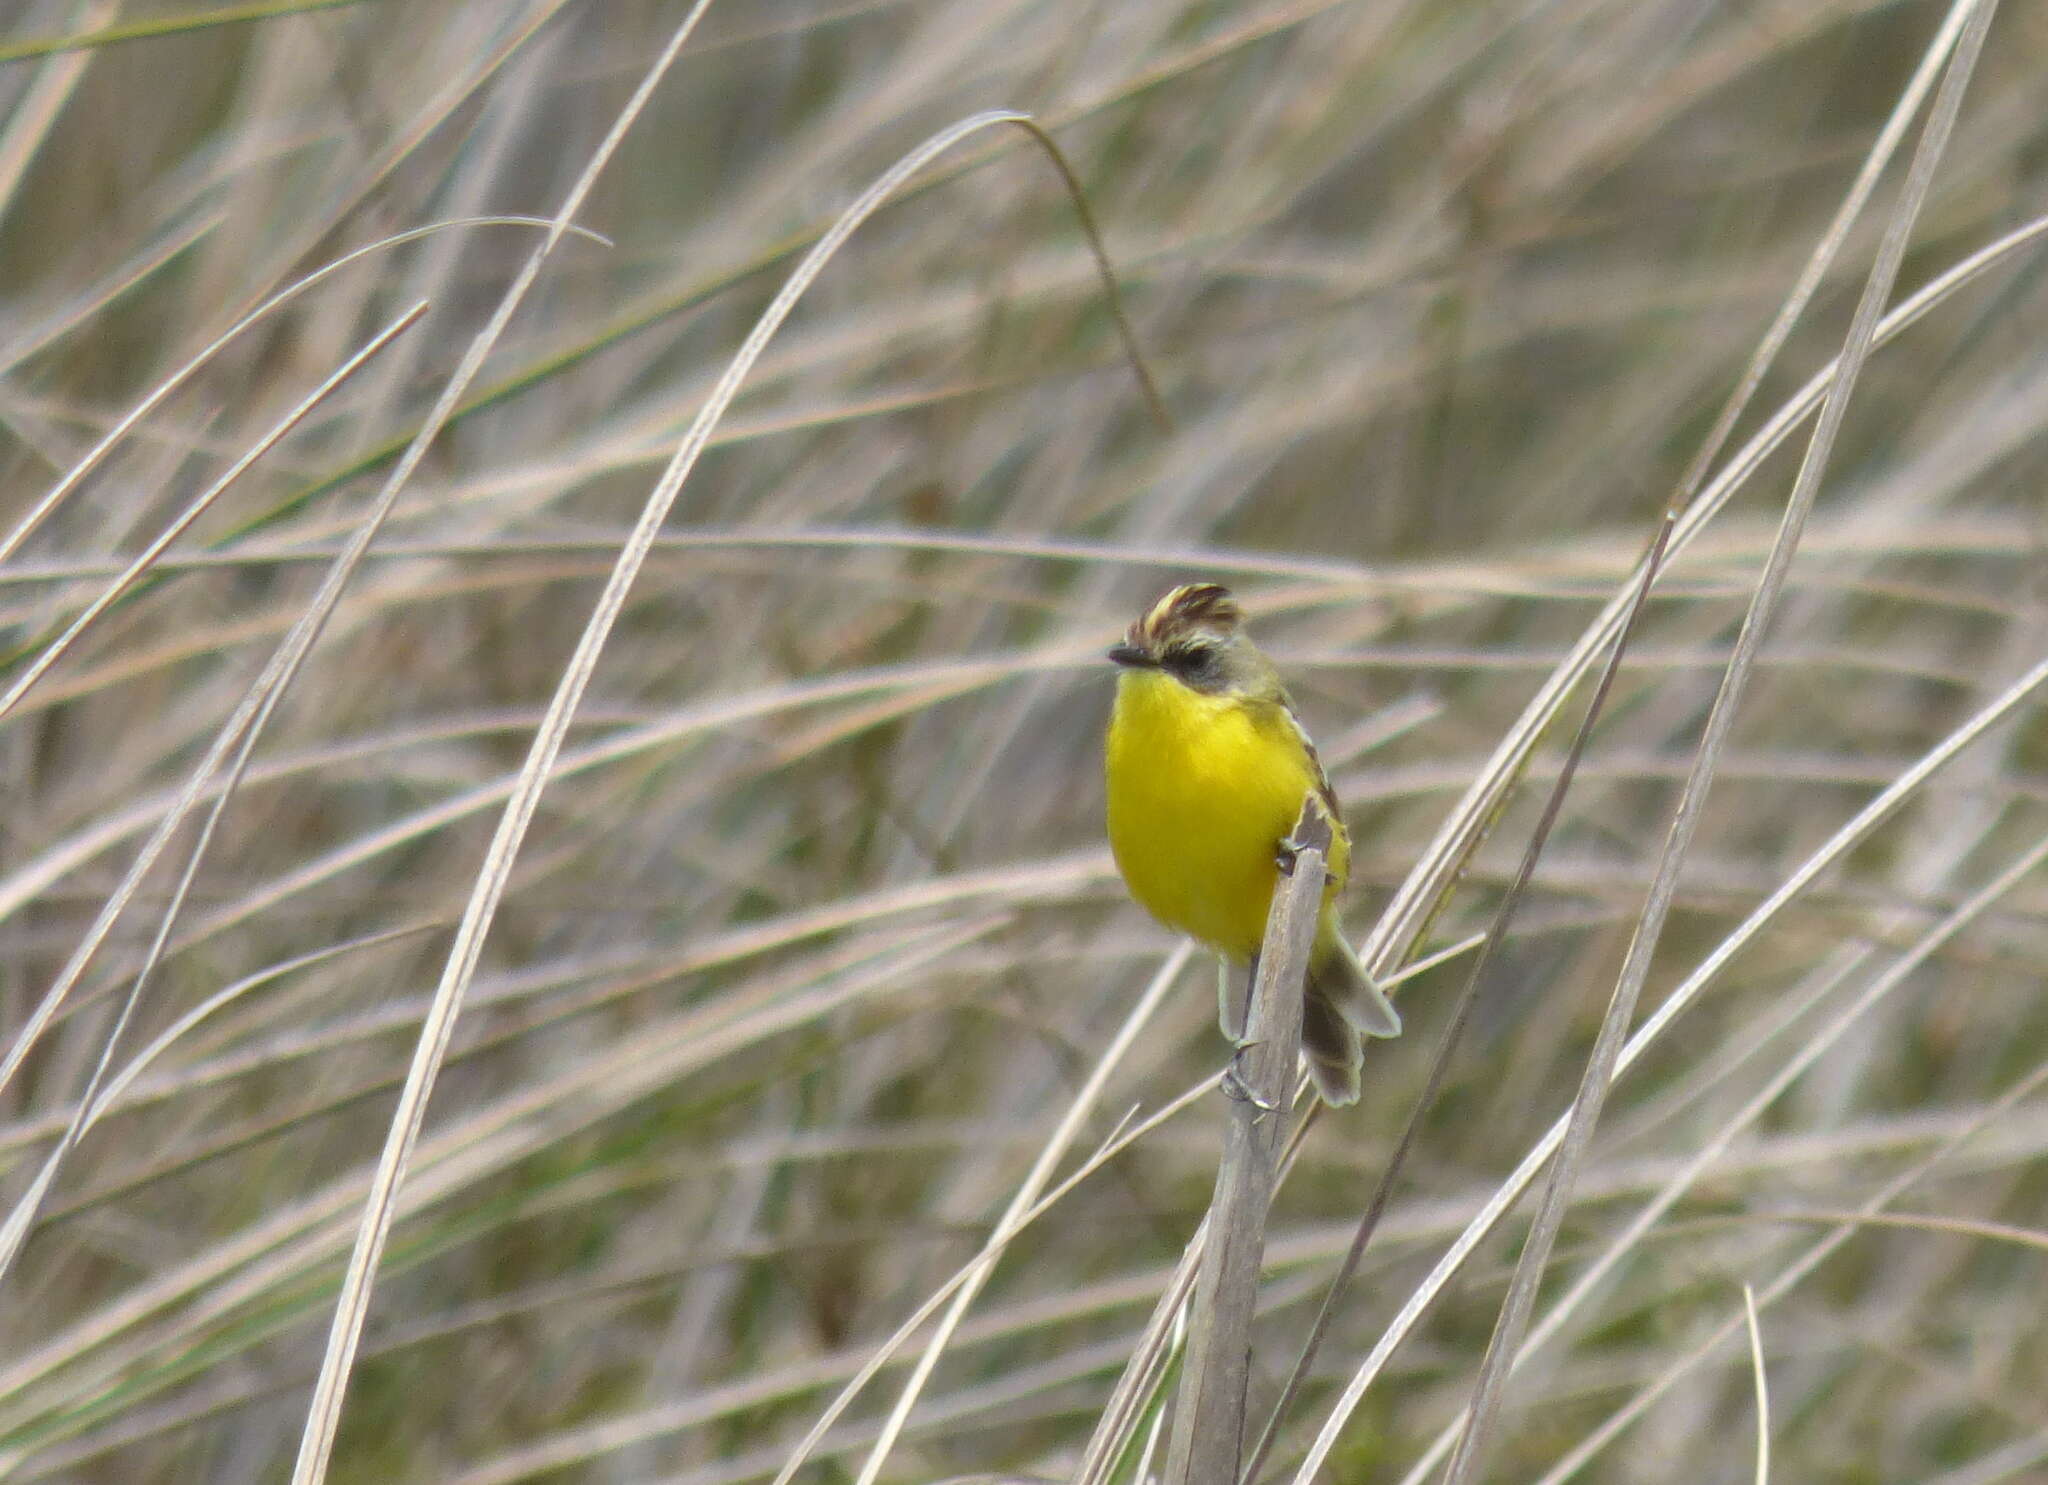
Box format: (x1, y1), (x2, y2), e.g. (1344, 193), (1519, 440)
(1217, 954), (1250, 1041)
(1218, 953), (1274, 1112)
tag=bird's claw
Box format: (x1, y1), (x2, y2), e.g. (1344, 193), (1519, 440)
(1221, 1040), (1280, 1116)
(1276, 835), (1338, 886)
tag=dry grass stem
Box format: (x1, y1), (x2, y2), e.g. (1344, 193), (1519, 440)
(3, 3), (2045, 1478)
(1162, 799), (1324, 1484)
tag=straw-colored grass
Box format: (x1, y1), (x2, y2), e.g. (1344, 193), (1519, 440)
(2, 0), (2046, 1480)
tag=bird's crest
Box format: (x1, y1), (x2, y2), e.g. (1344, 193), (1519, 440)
(1127, 583), (1241, 650)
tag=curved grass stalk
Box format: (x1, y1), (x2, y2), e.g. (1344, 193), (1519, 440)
(288, 88), (1171, 1480)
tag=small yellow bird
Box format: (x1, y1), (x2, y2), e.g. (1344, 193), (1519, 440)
(1104, 583), (1400, 1104)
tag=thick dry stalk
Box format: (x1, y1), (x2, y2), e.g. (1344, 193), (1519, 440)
(1165, 798), (1327, 1485)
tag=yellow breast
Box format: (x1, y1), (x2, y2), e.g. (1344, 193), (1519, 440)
(1104, 668), (1349, 961)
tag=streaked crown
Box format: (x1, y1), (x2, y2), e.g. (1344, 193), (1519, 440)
(1124, 583), (1241, 652)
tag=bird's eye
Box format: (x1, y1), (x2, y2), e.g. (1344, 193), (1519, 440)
(1161, 641), (1218, 678)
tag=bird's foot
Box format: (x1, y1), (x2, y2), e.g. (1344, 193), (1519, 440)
(1275, 835), (1339, 887)
(1221, 1040), (1279, 1116)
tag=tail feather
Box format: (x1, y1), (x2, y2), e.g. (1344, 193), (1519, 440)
(1301, 928), (1402, 1107)
(1300, 983), (1363, 1105)
(1317, 927), (1402, 1037)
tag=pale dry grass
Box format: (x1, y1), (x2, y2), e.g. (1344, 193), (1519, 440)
(1, 1), (2047, 1481)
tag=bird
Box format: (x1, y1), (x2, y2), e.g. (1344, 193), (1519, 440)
(1103, 582), (1400, 1104)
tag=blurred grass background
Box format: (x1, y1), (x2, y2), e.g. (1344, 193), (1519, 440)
(1, 0), (2047, 1480)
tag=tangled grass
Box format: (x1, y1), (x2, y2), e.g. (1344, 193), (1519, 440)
(1, 0), (2046, 1480)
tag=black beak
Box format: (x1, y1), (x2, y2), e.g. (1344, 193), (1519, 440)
(1107, 644), (1155, 668)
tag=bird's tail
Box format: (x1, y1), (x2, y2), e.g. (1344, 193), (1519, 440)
(1300, 922), (1402, 1106)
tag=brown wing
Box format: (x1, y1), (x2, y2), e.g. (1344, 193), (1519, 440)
(1280, 691), (1342, 826)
